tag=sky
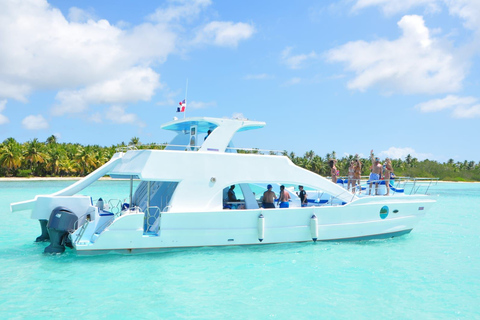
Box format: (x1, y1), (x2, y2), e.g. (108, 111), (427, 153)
(0, 0), (479, 162)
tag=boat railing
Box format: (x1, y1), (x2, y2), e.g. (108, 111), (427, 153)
(115, 145), (138, 152)
(334, 176), (438, 196)
(115, 143), (285, 155)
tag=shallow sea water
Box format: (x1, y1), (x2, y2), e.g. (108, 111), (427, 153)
(0, 181), (479, 319)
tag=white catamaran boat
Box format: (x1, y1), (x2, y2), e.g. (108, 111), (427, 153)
(11, 116), (436, 255)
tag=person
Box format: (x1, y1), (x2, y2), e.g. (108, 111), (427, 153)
(369, 150), (382, 195)
(353, 159), (362, 194)
(297, 185), (308, 207)
(384, 158), (394, 196)
(329, 159), (339, 183)
(347, 161), (355, 192)
(278, 185), (291, 208)
(204, 129), (212, 141)
(227, 185), (238, 202)
(262, 184), (277, 209)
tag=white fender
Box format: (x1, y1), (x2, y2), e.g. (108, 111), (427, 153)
(310, 214), (318, 242)
(258, 214), (265, 242)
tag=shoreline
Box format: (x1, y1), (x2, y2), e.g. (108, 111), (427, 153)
(0, 177), (478, 183)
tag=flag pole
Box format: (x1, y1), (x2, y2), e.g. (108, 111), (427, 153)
(184, 78), (188, 119)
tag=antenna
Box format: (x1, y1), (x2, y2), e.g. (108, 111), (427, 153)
(184, 78), (188, 119)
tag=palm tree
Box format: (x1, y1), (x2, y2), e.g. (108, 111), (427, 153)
(23, 138), (47, 174)
(75, 146), (97, 176)
(0, 138), (23, 176)
(129, 137), (141, 147)
(46, 135), (58, 145)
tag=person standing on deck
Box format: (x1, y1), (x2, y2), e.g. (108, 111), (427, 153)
(369, 150), (383, 195)
(278, 185), (291, 208)
(384, 158), (394, 196)
(262, 184), (277, 209)
(298, 185), (308, 207)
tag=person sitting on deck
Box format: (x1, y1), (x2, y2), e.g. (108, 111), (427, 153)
(262, 185), (277, 209)
(278, 185), (291, 208)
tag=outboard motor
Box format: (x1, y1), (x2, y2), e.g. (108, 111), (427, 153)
(35, 219), (50, 242)
(44, 207), (78, 254)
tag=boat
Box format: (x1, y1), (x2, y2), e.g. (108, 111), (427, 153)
(10, 116), (437, 255)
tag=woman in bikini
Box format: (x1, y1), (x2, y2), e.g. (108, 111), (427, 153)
(329, 159), (338, 183)
(347, 161), (355, 192)
(354, 159), (362, 194)
(384, 158), (394, 196)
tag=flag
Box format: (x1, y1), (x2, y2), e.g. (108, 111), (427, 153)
(177, 99), (186, 112)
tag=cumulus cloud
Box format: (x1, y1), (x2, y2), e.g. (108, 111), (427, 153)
(148, 0), (211, 23)
(378, 147), (433, 160)
(22, 115), (49, 130)
(416, 95), (480, 118)
(0, 0), (254, 121)
(446, 0), (480, 33)
(0, 99), (8, 125)
(194, 21), (255, 47)
(283, 77), (302, 86)
(326, 15), (465, 94)
(105, 106), (145, 127)
(281, 47), (318, 69)
(352, 0), (480, 35)
(52, 67), (161, 116)
(352, 0), (440, 15)
(0, 0), (169, 105)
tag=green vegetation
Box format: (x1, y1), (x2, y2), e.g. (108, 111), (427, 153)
(1, 138), (479, 181)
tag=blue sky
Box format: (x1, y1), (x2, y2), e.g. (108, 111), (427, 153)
(0, 0), (479, 162)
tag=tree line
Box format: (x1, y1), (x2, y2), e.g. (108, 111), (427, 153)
(1, 137), (479, 181)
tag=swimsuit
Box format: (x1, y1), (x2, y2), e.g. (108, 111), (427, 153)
(369, 172), (379, 181)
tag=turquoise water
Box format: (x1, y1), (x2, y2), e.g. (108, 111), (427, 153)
(0, 181), (479, 319)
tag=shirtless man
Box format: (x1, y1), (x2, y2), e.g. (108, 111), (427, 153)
(263, 184), (277, 209)
(278, 185), (291, 208)
(369, 150), (383, 195)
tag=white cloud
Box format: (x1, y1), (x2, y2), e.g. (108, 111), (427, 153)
(415, 95), (476, 112)
(194, 21), (255, 47)
(22, 115), (49, 130)
(281, 47), (318, 69)
(0, 99), (6, 112)
(148, 0), (211, 23)
(326, 15), (465, 94)
(0, 0), (253, 120)
(52, 67), (161, 116)
(352, 0), (480, 35)
(378, 147), (433, 160)
(445, 0), (480, 33)
(352, 0), (440, 15)
(415, 95), (480, 118)
(451, 104), (480, 118)
(105, 106), (145, 127)
(0, 99), (9, 125)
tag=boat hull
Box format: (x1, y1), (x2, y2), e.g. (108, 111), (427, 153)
(73, 194), (435, 255)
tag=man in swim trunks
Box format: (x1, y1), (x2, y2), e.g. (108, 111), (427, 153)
(278, 185), (291, 208)
(262, 184), (277, 209)
(369, 150), (382, 195)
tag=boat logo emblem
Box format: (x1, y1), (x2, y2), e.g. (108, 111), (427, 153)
(380, 206), (389, 219)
